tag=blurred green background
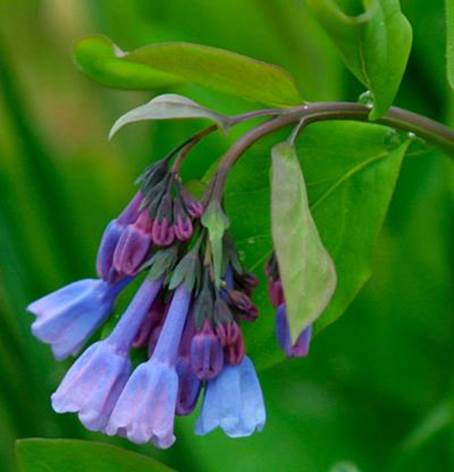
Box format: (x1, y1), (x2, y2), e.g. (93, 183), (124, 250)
(0, 1), (453, 471)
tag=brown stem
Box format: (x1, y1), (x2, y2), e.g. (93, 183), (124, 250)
(212, 102), (454, 197)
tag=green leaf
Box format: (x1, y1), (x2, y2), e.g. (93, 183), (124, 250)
(271, 141), (337, 343)
(74, 35), (302, 107)
(306, 0), (412, 119)
(223, 121), (409, 369)
(15, 439), (173, 472)
(109, 94), (232, 139)
(201, 200), (230, 286)
(447, 0), (454, 88)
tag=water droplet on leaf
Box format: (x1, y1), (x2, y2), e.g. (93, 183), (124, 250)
(384, 129), (402, 150)
(358, 90), (374, 107)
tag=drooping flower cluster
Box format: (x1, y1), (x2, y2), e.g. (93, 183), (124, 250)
(27, 156), (269, 447)
(265, 253), (312, 357)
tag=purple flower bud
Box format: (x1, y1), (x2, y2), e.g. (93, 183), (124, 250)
(27, 277), (130, 360)
(180, 186), (203, 218)
(175, 314), (201, 415)
(106, 285), (191, 448)
(133, 298), (166, 348)
(113, 211), (154, 276)
(195, 356), (266, 438)
(268, 278), (284, 307)
(50, 278), (162, 431)
(151, 218), (175, 246)
(236, 272), (259, 297)
(229, 290), (258, 321)
(117, 191), (143, 224)
(173, 198), (193, 241)
(275, 304), (312, 358)
(96, 220), (124, 282)
(220, 323), (245, 366)
(176, 357), (201, 416)
(96, 192), (143, 281)
(151, 193), (175, 246)
(190, 319), (224, 380)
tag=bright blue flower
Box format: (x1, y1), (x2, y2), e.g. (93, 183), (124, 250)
(276, 303), (312, 357)
(195, 356), (266, 438)
(27, 278), (130, 360)
(51, 277), (163, 431)
(106, 285), (191, 448)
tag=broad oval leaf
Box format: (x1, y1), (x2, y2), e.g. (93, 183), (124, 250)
(306, 0), (412, 119)
(109, 94), (232, 139)
(15, 438), (173, 472)
(222, 121), (410, 370)
(447, 0), (454, 88)
(75, 35), (302, 107)
(271, 141), (337, 343)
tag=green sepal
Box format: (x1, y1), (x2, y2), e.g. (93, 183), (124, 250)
(144, 246), (179, 280)
(169, 248), (201, 292)
(201, 200), (230, 287)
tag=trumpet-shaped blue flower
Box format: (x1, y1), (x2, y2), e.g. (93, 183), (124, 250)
(106, 285), (191, 448)
(195, 356), (266, 438)
(51, 277), (162, 431)
(27, 278), (130, 360)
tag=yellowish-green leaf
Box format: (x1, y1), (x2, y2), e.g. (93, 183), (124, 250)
(271, 141), (337, 343)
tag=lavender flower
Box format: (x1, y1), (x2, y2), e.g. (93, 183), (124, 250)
(105, 285), (191, 448)
(195, 356), (266, 438)
(276, 304), (312, 358)
(96, 192), (143, 281)
(51, 277), (162, 431)
(27, 277), (130, 360)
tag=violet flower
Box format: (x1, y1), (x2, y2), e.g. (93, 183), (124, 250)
(96, 192), (143, 281)
(27, 277), (130, 360)
(195, 356), (266, 438)
(113, 210), (154, 276)
(275, 304), (312, 358)
(105, 285), (191, 448)
(51, 277), (163, 431)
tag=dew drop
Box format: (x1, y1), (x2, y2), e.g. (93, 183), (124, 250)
(247, 237), (256, 245)
(384, 129), (402, 150)
(358, 90), (374, 107)
(238, 250), (246, 261)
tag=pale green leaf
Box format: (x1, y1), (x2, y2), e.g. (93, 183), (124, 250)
(74, 35), (302, 106)
(306, 0), (412, 119)
(271, 141), (337, 343)
(109, 94), (232, 139)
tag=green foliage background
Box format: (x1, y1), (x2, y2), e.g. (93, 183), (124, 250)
(0, 1), (452, 471)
